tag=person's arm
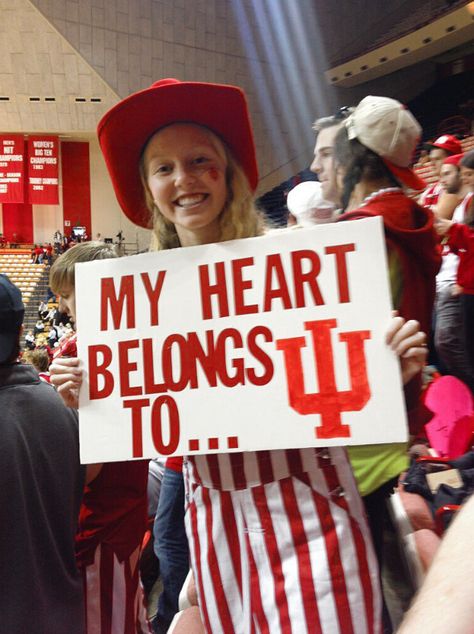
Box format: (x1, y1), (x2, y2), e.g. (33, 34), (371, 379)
(434, 192), (461, 220)
(397, 493), (474, 634)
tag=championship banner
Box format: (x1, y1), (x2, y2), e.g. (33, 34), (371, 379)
(0, 135), (25, 203)
(76, 216), (408, 464)
(27, 136), (59, 204)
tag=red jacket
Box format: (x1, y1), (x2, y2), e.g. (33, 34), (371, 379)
(340, 190), (441, 433)
(340, 190), (441, 333)
(448, 223), (474, 294)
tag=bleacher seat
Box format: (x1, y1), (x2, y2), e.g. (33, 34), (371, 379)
(0, 251), (45, 299)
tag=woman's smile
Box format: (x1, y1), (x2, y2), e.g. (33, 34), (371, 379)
(143, 123), (228, 245)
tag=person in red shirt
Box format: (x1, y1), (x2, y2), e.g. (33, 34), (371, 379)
(45, 242), (53, 265)
(49, 241), (150, 634)
(419, 134), (463, 211)
(436, 150), (474, 374)
(31, 244), (44, 264)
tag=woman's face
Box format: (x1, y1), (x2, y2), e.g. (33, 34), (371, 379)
(461, 165), (474, 189)
(143, 123), (228, 245)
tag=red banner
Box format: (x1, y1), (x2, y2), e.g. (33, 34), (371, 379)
(0, 135), (25, 203)
(27, 135), (59, 204)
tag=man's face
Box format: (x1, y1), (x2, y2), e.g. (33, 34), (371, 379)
(57, 285), (76, 323)
(310, 123), (343, 205)
(429, 148), (449, 177)
(439, 164), (461, 194)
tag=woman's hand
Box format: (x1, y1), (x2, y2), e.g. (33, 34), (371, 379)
(49, 357), (83, 409)
(386, 315), (428, 385)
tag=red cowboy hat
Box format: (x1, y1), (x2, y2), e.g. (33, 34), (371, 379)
(97, 79), (259, 228)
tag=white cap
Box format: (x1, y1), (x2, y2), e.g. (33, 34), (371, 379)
(344, 95), (426, 190)
(345, 95), (422, 167)
(286, 181), (337, 227)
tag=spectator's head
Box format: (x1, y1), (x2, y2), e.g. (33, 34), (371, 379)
(311, 107), (354, 204)
(424, 135), (463, 178)
(286, 181), (337, 226)
(460, 150), (474, 190)
(440, 154), (464, 194)
(333, 95), (426, 210)
(23, 348), (50, 373)
(49, 241), (118, 322)
(0, 274), (24, 365)
(36, 335), (47, 347)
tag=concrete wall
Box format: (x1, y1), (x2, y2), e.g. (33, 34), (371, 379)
(0, 0), (451, 245)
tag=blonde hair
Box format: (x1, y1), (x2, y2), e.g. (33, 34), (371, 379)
(23, 348), (50, 372)
(49, 241), (118, 293)
(140, 125), (265, 251)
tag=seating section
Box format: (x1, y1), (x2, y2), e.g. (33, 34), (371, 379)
(413, 135), (474, 192)
(0, 251), (45, 304)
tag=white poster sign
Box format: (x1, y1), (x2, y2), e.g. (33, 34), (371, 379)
(76, 216), (407, 463)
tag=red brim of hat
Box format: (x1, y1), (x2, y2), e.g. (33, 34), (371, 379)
(97, 80), (259, 228)
(443, 153), (464, 166)
(382, 159), (427, 192)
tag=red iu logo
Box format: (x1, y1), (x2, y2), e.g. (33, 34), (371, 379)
(276, 319), (371, 439)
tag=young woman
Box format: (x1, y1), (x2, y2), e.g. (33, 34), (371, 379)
(51, 80), (428, 634)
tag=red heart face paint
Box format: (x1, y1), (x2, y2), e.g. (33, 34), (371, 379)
(207, 166), (220, 181)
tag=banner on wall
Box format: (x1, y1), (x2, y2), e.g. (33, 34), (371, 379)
(27, 136), (59, 204)
(0, 135), (25, 203)
(76, 217), (408, 464)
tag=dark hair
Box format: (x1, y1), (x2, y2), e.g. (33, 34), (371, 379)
(333, 126), (401, 210)
(460, 149), (474, 170)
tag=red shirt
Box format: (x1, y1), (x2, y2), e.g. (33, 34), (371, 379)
(448, 222), (474, 294)
(54, 333), (149, 566)
(53, 333), (77, 359)
(419, 181), (443, 211)
(75, 460), (149, 566)
(165, 457), (184, 472)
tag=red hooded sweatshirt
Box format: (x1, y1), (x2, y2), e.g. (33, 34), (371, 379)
(340, 189), (441, 433)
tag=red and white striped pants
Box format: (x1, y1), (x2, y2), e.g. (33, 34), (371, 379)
(82, 543), (150, 634)
(184, 448), (381, 634)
